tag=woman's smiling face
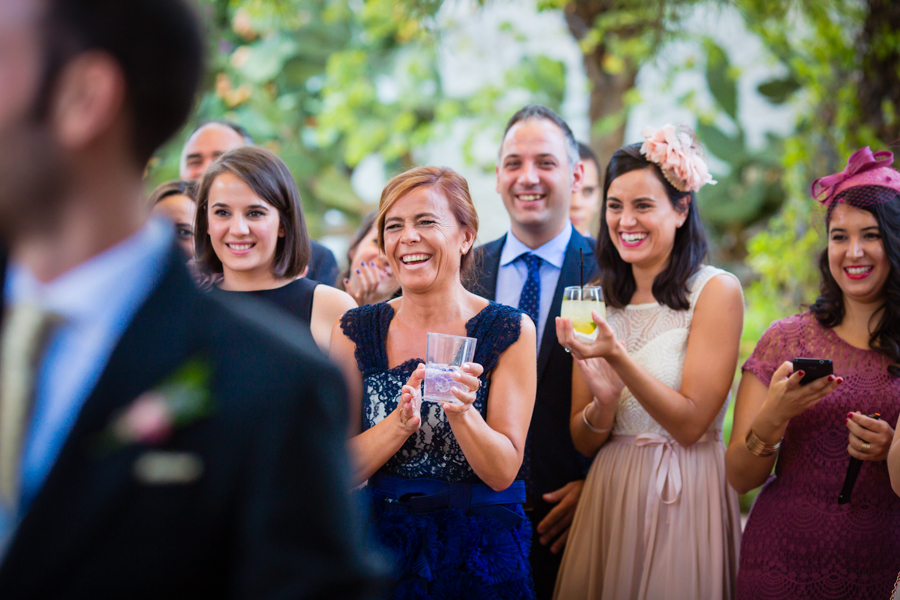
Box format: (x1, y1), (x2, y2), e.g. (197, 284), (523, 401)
(828, 202), (890, 305)
(207, 172), (283, 280)
(605, 167), (687, 272)
(382, 185), (473, 294)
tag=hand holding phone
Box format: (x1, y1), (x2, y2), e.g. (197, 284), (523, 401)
(792, 358), (833, 385)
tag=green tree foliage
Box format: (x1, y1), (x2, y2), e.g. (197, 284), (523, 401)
(735, 0), (899, 343)
(146, 0), (569, 237)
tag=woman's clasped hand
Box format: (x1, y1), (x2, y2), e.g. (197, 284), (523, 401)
(846, 411), (893, 461)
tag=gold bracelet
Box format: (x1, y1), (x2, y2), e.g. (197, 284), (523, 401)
(745, 428), (781, 457)
(582, 404), (612, 434)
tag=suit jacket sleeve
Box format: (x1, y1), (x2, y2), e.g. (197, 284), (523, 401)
(231, 358), (384, 599)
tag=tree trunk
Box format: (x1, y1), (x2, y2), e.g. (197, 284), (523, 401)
(858, 0), (900, 143)
(563, 3), (640, 174)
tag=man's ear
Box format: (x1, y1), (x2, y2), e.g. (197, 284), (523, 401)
(570, 159), (585, 194)
(50, 51), (126, 151)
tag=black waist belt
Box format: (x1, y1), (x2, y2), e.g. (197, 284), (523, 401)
(369, 473), (526, 513)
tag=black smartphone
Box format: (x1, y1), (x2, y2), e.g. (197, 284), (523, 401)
(792, 357), (833, 385)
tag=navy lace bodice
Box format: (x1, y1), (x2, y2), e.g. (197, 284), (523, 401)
(341, 301), (523, 483)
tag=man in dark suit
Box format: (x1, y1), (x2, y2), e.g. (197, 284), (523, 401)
(179, 122), (340, 286)
(0, 0), (381, 597)
(471, 104), (599, 599)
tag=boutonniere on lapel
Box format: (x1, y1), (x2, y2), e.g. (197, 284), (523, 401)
(93, 356), (212, 484)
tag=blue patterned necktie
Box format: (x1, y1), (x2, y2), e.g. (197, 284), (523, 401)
(517, 253), (542, 325)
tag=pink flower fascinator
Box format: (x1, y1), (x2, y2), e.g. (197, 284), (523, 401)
(640, 124), (716, 193)
(810, 147), (900, 208)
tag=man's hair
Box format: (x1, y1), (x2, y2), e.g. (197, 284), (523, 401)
(578, 141), (600, 173)
(498, 104), (580, 173)
(36, 0), (205, 165)
(188, 120), (255, 145)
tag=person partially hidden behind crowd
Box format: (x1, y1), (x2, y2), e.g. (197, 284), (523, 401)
(330, 166), (538, 598)
(148, 180), (196, 258)
(194, 146), (356, 353)
(728, 147), (900, 599)
(180, 120), (340, 285)
(555, 126), (744, 599)
(337, 212), (401, 305)
(569, 142), (601, 238)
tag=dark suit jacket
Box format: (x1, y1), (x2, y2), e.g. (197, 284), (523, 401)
(308, 241), (339, 287)
(0, 245), (383, 599)
(470, 229), (599, 498)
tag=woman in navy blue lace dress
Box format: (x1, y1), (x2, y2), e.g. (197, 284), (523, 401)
(330, 166), (538, 599)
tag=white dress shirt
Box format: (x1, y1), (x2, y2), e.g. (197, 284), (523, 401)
(495, 222), (573, 349)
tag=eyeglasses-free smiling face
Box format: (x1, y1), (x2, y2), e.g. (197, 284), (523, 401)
(382, 186), (474, 294)
(496, 118), (580, 241)
(207, 172), (284, 282)
(828, 202), (890, 305)
(605, 167), (687, 273)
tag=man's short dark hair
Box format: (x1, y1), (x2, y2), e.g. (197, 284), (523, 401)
(189, 120), (255, 145)
(499, 104), (580, 172)
(37, 0), (205, 165)
(578, 141), (600, 173)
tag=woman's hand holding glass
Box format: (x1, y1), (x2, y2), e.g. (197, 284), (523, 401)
(846, 411), (894, 461)
(556, 310), (621, 361)
(444, 362), (485, 415)
(397, 363), (425, 435)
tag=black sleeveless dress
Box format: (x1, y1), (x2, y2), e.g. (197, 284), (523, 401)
(211, 278), (318, 326)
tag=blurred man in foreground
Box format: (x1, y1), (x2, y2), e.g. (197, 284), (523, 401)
(0, 0), (381, 597)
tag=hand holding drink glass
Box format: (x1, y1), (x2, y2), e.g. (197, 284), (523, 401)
(422, 332), (483, 410)
(556, 285), (621, 361)
(561, 286), (606, 342)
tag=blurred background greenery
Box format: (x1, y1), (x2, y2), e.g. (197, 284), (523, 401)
(145, 0), (900, 511)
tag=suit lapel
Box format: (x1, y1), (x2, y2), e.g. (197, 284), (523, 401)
(0, 245), (205, 592)
(536, 232), (595, 382)
(472, 235), (505, 301)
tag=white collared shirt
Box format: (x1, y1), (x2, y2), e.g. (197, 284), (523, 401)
(495, 222), (573, 349)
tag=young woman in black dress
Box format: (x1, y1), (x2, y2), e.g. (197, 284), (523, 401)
(194, 146), (356, 352)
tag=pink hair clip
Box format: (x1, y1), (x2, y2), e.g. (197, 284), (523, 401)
(639, 124), (716, 193)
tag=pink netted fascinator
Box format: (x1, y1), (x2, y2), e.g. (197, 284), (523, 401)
(639, 124), (716, 193)
(811, 147), (900, 211)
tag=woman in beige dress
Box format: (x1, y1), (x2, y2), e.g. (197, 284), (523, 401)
(554, 126), (743, 599)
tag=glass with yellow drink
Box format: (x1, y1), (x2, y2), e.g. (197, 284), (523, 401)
(561, 286), (605, 342)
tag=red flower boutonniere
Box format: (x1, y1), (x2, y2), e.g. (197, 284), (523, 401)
(94, 356), (213, 454)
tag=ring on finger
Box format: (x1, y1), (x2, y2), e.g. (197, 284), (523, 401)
(861, 441), (871, 452)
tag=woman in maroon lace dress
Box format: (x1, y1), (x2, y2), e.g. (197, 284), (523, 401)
(726, 147), (900, 599)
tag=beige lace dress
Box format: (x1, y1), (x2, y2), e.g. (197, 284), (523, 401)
(553, 265), (742, 600)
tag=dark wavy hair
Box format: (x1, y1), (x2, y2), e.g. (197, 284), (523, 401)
(595, 143), (708, 310)
(809, 186), (900, 376)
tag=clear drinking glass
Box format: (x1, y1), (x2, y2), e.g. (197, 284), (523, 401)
(423, 332), (478, 405)
(560, 286), (605, 342)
